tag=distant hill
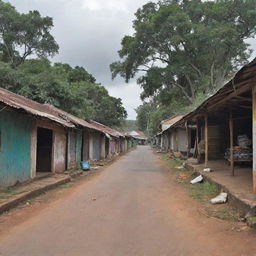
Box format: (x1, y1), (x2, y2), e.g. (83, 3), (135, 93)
(120, 120), (138, 132)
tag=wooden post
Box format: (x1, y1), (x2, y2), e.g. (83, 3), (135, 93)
(186, 121), (190, 158)
(205, 114), (208, 167)
(229, 110), (234, 176)
(195, 118), (199, 158)
(252, 86), (256, 193)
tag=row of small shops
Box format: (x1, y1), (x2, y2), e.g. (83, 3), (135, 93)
(0, 88), (138, 187)
(154, 58), (256, 194)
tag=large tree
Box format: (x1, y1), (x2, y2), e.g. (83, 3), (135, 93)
(111, 0), (256, 106)
(0, 1), (58, 66)
(0, 59), (127, 126)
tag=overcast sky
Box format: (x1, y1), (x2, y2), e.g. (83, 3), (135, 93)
(6, 0), (150, 119)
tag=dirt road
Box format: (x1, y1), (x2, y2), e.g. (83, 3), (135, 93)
(0, 146), (256, 256)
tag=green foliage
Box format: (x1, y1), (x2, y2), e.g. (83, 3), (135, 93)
(0, 59), (127, 126)
(0, 1), (59, 66)
(112, 0), (256, 131)
(0, 1), (127, 127)
(190, 180), (219, 202)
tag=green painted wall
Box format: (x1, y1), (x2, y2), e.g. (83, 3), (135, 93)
(0, 110), (32, 187)
(76, 129), (82, 166)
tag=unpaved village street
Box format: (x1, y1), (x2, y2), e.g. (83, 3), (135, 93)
(0, 146), (256, 256)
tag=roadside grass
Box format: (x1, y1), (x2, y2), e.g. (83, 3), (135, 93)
(0, 187), (20, 200)
(204, 206), (240, 221)
(189, 181), (218, 202)
(59, 183), (73, 189)
(161, 154), (183, 169)
(161, 153), (241, 222)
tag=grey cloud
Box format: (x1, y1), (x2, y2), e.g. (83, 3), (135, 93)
(6, 0), (149, 119)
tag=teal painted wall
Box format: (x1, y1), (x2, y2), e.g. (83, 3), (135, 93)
(76, 129), (82, 166)
(0, 110), (32, 187)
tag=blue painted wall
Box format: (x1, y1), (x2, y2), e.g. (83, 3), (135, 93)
(0, 110), (32, 187)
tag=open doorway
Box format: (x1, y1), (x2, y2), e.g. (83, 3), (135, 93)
(105, 138), (109, 158)
(36, 127), (53, 173)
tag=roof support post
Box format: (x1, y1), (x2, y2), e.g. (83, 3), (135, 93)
(195, 118), (199, 158)
(229, 109), (234, 176)
(252, 85), (256, 193)
(204, 114), (208, 167)
(186, 121), (190, 158)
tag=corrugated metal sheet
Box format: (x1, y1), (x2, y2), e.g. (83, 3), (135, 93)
(0, 88), (109, 135)
(174, 58), (256, 126)
(90, 120), (124, 138)
(43, 104), (103, 132)
(161, 115), (184, 125)
(0, 88), (74, 128)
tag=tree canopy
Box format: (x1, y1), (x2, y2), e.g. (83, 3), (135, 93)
(0, 1), (59, 66)
(0, 1), (127, 127)
(0, 59), (127, 126)
(111, 0), (256, 134)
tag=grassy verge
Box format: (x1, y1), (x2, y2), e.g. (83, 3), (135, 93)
(161, 153), (240, 222)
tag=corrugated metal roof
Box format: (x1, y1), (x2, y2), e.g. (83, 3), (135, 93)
(128, 130), (147, 140)
(43, 104), (103, 133)
(173, 58), (256, 127)
(0, 88), (75, 128)
(161, 115), (183, 125)
(90, 121), (124, 138)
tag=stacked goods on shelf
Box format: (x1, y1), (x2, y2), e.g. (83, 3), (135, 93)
(224, 135), (252, 162)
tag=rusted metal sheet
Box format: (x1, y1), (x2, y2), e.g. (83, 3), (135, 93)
(90, 120), (123, 138)
(173, 58), (256, 127)
(0, 88), (74, 128)
(53, 127), (67, 173)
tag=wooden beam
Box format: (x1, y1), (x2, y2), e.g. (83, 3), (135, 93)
(207, 82), (253, 111)
(205, 115), (208, 167)
(229, 110), (234, 176)
(252, 85), (256, 193)
(233, 95), (252, 102)
(239, 105), (252, 109)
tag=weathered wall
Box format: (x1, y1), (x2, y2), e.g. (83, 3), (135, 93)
(169, 131), (176, 151)
(93, 132), (101, 160)
(177, 128), (187, 152)
(89, 132), (94, 160)
(110, 139), (116, 156)
(0, 110), (32, 187)
(76, 129), (82, 165)
(82, 129), (90, 161)
(100, 135), (106, 159)
(67, 129), (82, 169)
(67, 130), (77, 169)
(53, 127), (67, 173)
(124, 139), (128, 152)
